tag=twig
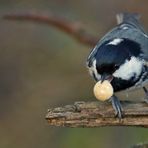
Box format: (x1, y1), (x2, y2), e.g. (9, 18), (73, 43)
(46, 101), (148, 127)
(3, 12), (98, 46)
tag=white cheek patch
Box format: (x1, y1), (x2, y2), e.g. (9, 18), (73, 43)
(88, 59), (101, 80)
(107, 38), (123, 45)
(113, 57), (143, 80)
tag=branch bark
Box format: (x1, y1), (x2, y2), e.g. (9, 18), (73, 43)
(46, 101), (148, 127)
(3, 12), (98, 46)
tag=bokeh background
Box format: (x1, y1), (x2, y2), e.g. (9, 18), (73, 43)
(0, 0), (148, 148)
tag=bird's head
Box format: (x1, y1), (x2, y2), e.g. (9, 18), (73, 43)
(88, 38), (144, 88)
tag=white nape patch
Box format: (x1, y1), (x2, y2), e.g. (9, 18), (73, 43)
(120, 24), (129, 30)
(88, 59), (101, 80)
(113, 57), (143, 80)
(107, 38), (123, 45)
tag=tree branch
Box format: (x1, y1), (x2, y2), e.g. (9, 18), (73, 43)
(3, 12), (98, 46)
(46, 101), (148, 127)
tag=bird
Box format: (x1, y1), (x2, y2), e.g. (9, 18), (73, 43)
(86, 13), (148, 118)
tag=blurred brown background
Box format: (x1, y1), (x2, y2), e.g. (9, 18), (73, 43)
(0, 0), (148, 148)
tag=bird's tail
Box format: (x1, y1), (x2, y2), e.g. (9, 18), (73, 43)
(116, 13), (145, 32)
(116, 13), (140, 24)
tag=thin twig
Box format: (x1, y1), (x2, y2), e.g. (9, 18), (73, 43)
(46, 101), (148, 127)
(3, 12), (98, 46)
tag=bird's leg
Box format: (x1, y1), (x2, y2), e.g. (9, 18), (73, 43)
(110, 95), (123, 119)
(143, 87), (148, 103)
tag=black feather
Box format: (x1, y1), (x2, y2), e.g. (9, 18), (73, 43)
(95, 38), (142, 74)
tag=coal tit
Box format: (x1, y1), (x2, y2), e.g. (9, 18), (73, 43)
(87, 13), (148, 118)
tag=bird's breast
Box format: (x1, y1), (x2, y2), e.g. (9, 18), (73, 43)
(111, 77), (138, 92)
(112, 66), (148, 92)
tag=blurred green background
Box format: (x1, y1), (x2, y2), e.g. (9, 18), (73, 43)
(0, 0), (148, 148)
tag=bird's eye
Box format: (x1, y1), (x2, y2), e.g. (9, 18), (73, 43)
(114, 65), (119, 69)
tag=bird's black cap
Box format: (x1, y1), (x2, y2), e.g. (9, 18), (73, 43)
(95, 38), (142, 75)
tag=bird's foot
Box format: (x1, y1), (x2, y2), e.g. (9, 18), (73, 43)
(143, 87), (148, 104)
(110, 95), (123, 119)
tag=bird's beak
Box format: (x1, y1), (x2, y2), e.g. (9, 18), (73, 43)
(101, 73), (113, 83)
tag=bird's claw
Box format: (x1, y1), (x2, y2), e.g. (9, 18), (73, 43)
(143, 87), (148, 104)
(110, 95), (123, 119)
